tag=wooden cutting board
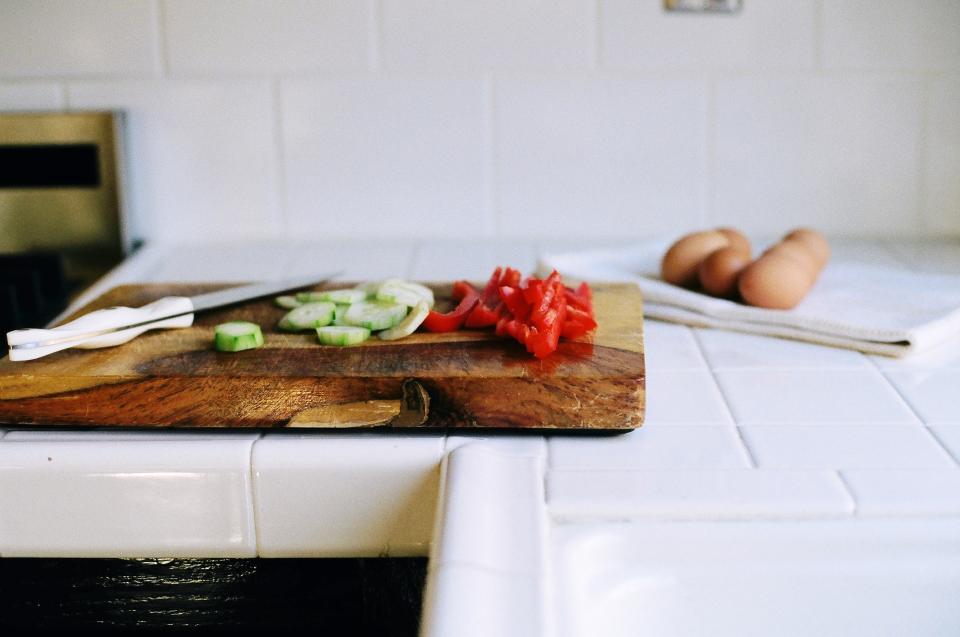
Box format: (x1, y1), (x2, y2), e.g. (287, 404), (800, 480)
(0, 282), (645, 431)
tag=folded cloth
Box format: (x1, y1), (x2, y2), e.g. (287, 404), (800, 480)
(540, 241), (960, 357)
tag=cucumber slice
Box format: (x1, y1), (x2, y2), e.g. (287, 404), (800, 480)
(376, 279), (435, 308)
(378, 300), (430, 341)
(296, 291), (326, 303)
(275, 295), (303, 309)
(315, 288), (368, 304)
(356, 281), (381, 299)
(333, 304), (350, 326)
(317, 325), (371, 346)
(343, 300), (408, 331)
(278, 302), (336, 331)
(215, 321), (264, 352)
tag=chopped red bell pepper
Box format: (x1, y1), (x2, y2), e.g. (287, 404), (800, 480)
(499, 285), (530, 321)
(423, 289), (480, 332)
(452, 280), (478, 303)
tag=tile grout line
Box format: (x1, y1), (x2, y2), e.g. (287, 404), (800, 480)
(690, 329), (757, 468)
(866, 357), (960, 467)
(832, 469), (860, 518)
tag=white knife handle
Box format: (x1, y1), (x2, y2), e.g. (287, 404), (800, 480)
(6, 296), (195, 362)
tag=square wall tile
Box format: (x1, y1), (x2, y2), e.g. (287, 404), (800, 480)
(547, 469), (854, 520)
(925, 80), (960, 234)
(0, 0), (157, 78)
(68, 80), (279, 244)
(643, 321), (705, 371)
(282, 77), (486, 239)
(695, 329), (870, 370)
(714, 77), (921, 236)
(253, 434), (444, 557)
(821, 1), (960, 72)
(886, 370), (960, 424)
(601, 0), (815, 70)
(0, 438), (258, 557)
(496, 76), (707, 239)
(644, 370), (732, 425)
(0, 83), (63, 110)
(741, 426), (955, 470)
(549, 426), (751, 470)
(714, 370), (918, 424)
(148, 241), (295, 282)
(841, 469), (960, 517)
(164, 0), (369, 74)
(381, 0), (594, 71)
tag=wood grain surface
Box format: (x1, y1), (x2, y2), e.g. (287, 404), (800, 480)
(0, 282), (645, 430)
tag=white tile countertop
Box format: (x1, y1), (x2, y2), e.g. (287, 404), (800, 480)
(2, 238), (960, 636)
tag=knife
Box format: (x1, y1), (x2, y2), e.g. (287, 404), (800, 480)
(5, 272), (341, 362)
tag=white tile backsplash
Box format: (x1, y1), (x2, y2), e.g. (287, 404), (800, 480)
(601, 0), (816, 71)
(381, 0), (594, 71)
(0, 82), (63, 110)
(163, 0), (369, 74)
(0, 1), (956, 246)
(496, 76), (707, 238)
(68, 80), (279, 244)
(714, 76), (923, 236)
(821, 1), (960, 72)
(0, 0), (157, 78)
(282, 77), (486, 238)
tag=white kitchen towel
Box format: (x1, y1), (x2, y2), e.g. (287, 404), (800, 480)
(540, 241), (960, 357)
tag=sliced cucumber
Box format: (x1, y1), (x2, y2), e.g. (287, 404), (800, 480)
(215, 321), (264, 352)
(278, 302), (336, 331)
(317, 288), (369, 304)
(356, 280), (381, 299)
(274, 295), (303, 309)
(375, 279), (435, 308)
(343, 300), (408, 331)
(333, 304), (350, 326)
(296, 291), (326, 303)
(317, 325), (371, 346)
(378, 300), (430, 341)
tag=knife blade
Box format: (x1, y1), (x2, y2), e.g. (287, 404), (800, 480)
(6, 271), (341, 361)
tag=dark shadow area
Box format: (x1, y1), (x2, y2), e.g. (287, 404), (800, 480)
(0, 557), (427, 634)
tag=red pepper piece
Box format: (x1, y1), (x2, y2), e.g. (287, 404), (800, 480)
(499, 285), (530, 321)
(464, 300), (503, 328)
(452, 280), (479, 303)
(422, 290), (480, 332)
(479, 267), (503, 305)
(500, 267), (522, 289)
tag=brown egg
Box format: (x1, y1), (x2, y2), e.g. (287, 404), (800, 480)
(738, 253), (814, 310)
(715, 227), (752, 258)
(784, 228), (830, 269)
(661, 231), (731, 287)
(698, 246), (751, 298)
(765, 240), (821, 280)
